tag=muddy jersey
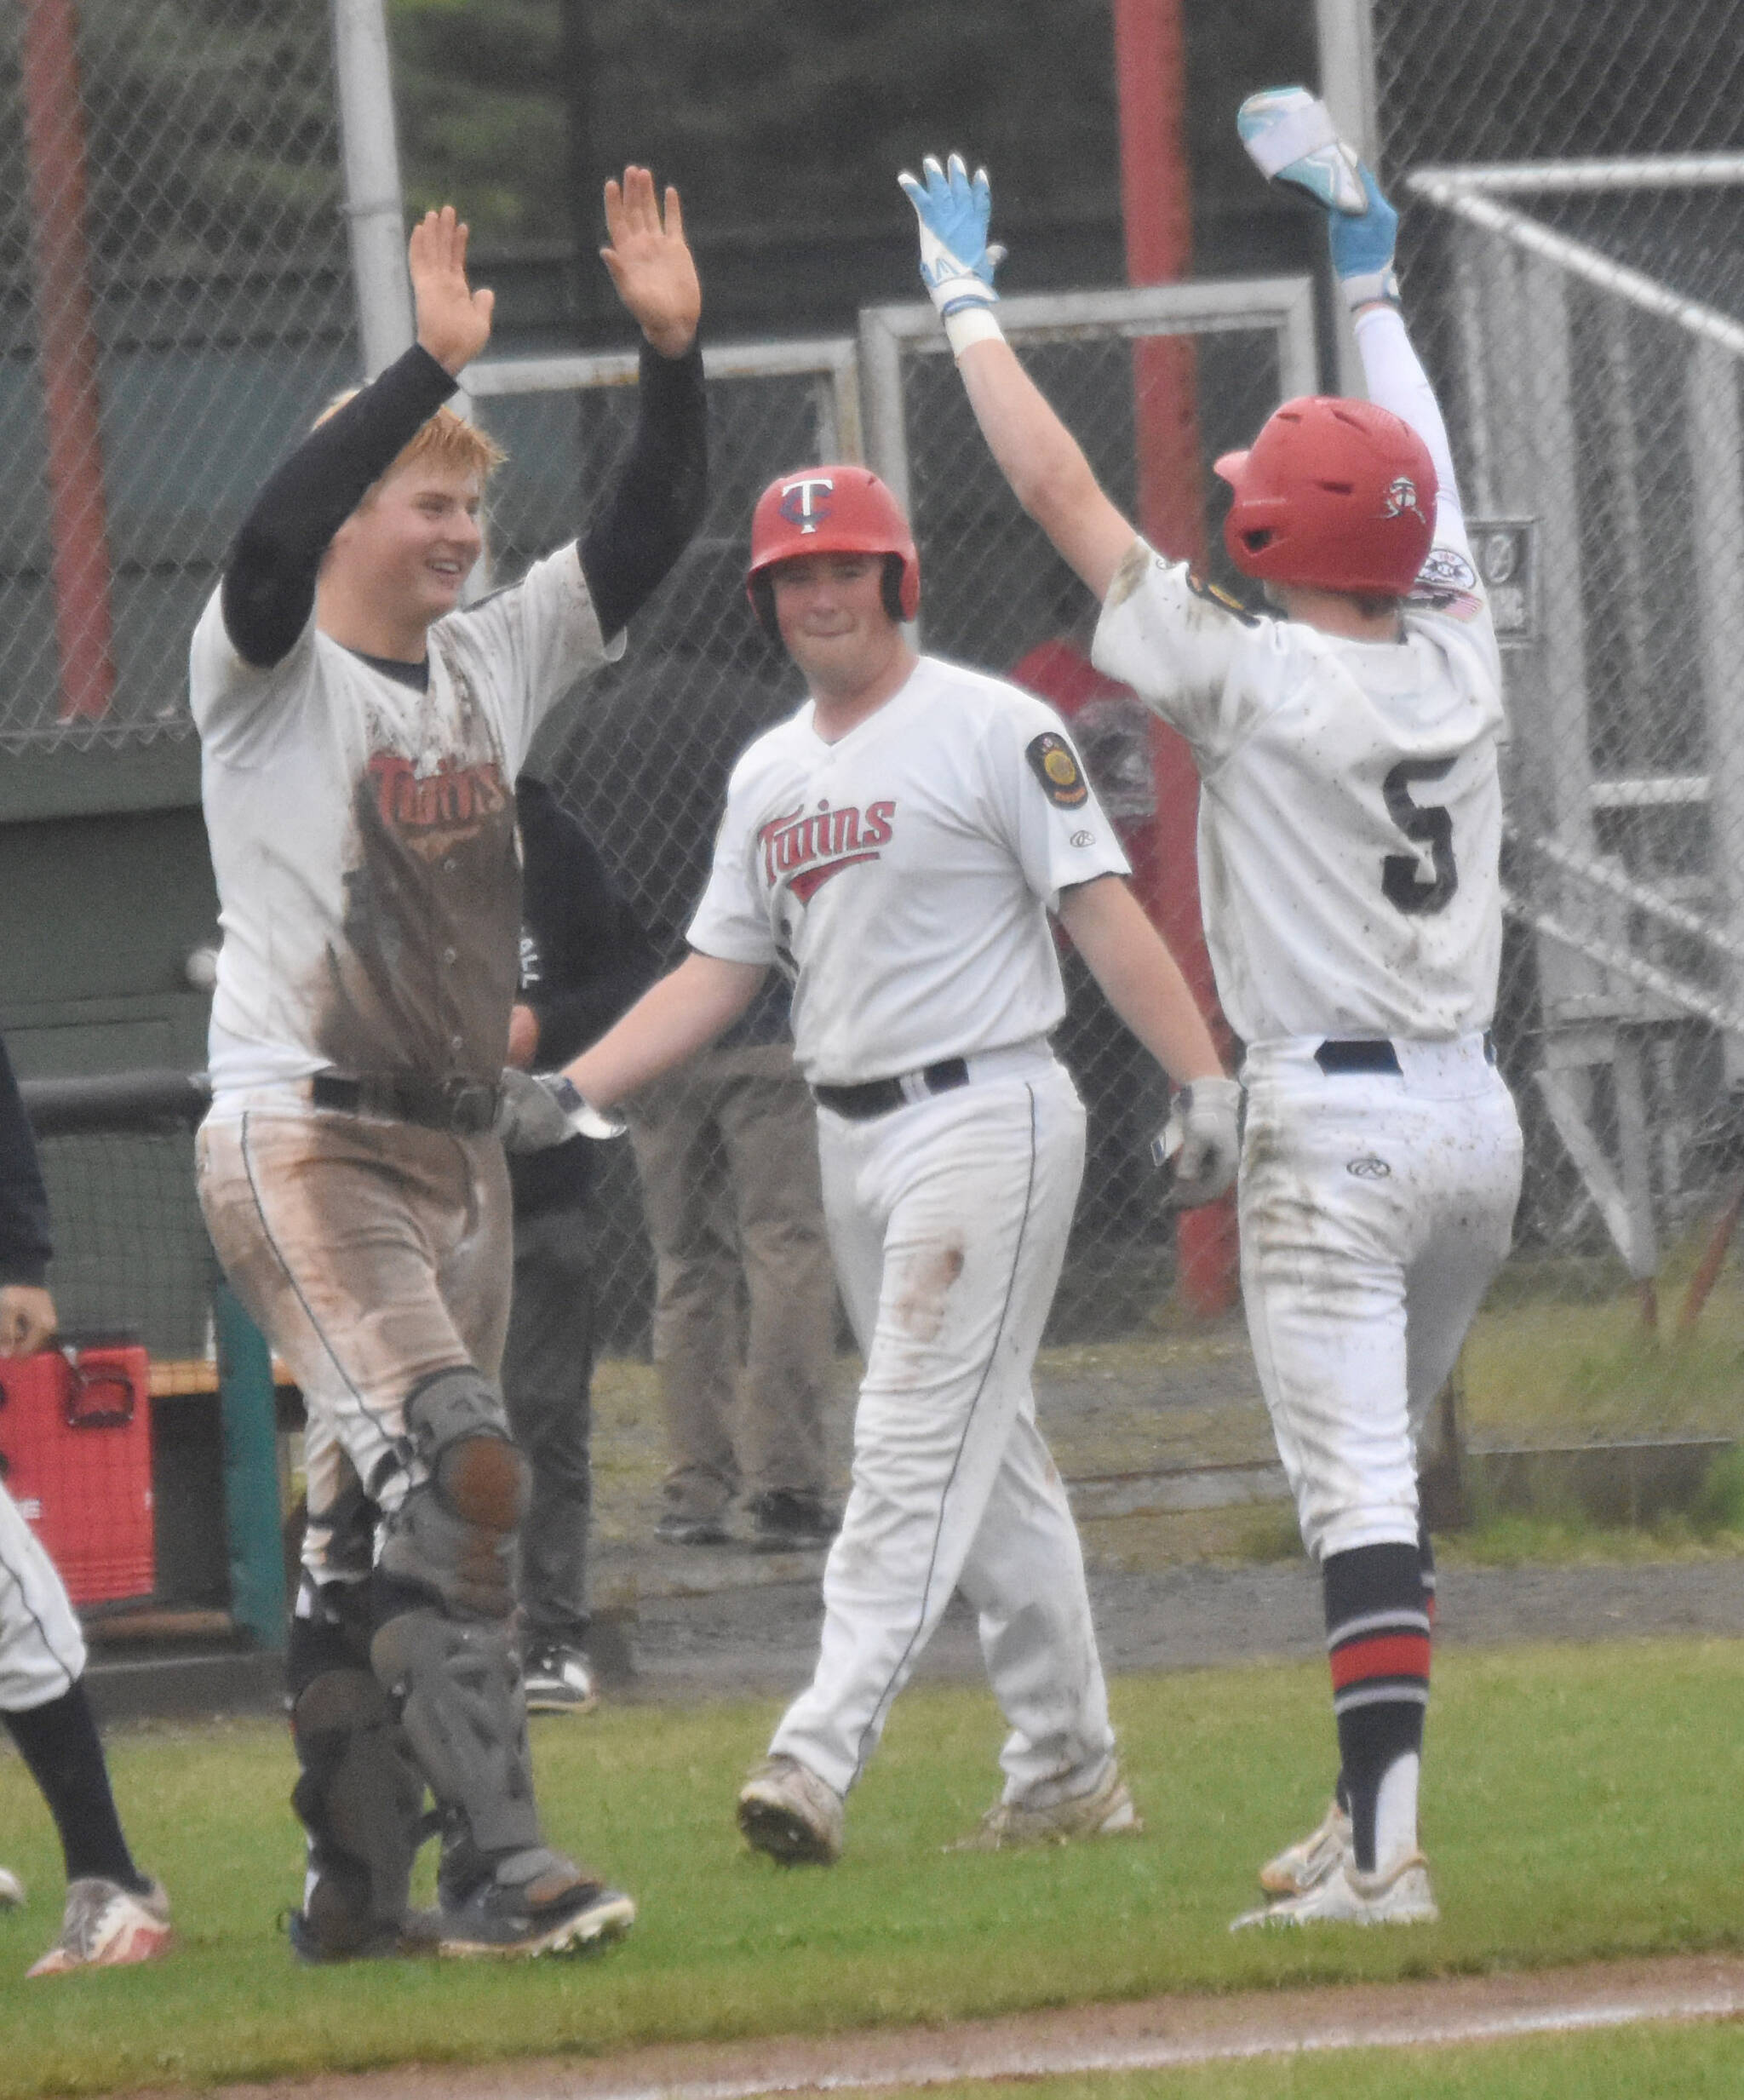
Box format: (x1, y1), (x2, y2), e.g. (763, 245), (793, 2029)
(686, 655), (1129, 1086)
(1091, 539), (1503, 1047)
(191, 547), (617, 1096)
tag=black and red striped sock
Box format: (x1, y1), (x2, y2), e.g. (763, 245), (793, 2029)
(1323, 1542), (1430, 1873)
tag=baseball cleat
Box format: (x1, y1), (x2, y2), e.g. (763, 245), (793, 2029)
(737, 1755), (844, 1865)
(433, 1859), (635, 1959)
(0, 1867), (24, 1909)
(1236, 87), (1367, 214)
(522, 1642), (600, 1715)
(1258, 1797), (1351, 1896)
(748, 1489), (840, 1553)
(26, 1876), (172, 1977)
(951, 1760), (1142, 1850)
(1231, 1849), (1438, 1931)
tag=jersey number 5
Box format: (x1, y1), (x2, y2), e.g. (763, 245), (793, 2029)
(1381, 758), (1458, 916)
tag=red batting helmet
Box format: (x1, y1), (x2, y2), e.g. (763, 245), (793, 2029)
(746, 465), (921, 637)
(1214, 397), (1437, 597)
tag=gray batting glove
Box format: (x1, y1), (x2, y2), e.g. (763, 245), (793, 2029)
(1150, 1076), (1242, 1208)
(495, 1068), (626, 1153)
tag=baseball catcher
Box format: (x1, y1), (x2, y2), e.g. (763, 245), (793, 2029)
(904, 95), (1522, 1926)
(191, 172), (703, 1958)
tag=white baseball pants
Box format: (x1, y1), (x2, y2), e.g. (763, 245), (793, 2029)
(771, 1051), (1116, 1805)
(0, 1477), (86, 1712)
(1239, 1033), (1523, 1561)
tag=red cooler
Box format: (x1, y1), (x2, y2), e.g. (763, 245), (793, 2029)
(0, 1340), (155, 1605)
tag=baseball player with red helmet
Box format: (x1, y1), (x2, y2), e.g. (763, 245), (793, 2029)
(904, 93), (1523, 1927)
(518, 462), (1237, 1862)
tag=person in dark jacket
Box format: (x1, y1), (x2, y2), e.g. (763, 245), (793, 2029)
(506, 777), (659, 1710)
(0, 1035), (172, 1976)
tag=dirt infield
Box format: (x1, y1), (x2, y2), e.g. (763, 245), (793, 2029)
(118, 1954), (1744, 2100)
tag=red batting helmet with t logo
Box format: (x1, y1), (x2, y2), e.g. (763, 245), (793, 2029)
(1214, 397), (1437, 597)
(747, 465), (921, 636)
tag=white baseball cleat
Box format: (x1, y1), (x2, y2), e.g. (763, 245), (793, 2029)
(1258, 1797), (1351, 1896)
(0, 1866), (23, 1909)
(952, 1760), (1143, 1850)
(1231, 1849), (1438, 1931)
(737, 1755), (844, 1865)
(26, 1876), (172, 1976)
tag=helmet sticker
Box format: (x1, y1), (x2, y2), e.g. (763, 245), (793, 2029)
(1380, 476), (1426, 525)
(1026, 731), (1090, 809)
(778, 475), (835, 534)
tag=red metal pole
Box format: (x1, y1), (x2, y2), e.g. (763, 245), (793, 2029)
(1111, 0), (1238, 1317)
(21, 0), (117, 723)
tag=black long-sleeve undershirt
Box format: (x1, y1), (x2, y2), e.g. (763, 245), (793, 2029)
(221, 338), (707, 670)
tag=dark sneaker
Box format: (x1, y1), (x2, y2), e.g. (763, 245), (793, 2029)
(434, 1847), (634, 1958)
(749, 1490), (839, 1552)
(655, 1511), (731, 1546)
(523, 1644), (599, 1715)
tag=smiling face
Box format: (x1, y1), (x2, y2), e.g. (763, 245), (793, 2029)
(325, 456), (485, 650)
(768, 551), (904, 696)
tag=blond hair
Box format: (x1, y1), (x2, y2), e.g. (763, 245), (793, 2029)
(315, 392), (507, 497)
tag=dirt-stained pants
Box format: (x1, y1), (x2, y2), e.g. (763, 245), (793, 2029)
(197, 1096), (512, 1590)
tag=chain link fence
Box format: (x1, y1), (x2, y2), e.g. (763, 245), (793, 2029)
(0, 0), (354, 748)
(1374, 0), (1744, 1461)
(473, 289), (1313, 1356)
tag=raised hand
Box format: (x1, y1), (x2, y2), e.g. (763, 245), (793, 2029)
(600, 167), (701, 358)
(409, 205), (496, 376)
(898, 152), (1005, 318)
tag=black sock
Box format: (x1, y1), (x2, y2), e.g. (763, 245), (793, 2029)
(1323, 1543), (1430, 1873)
(3, 1681), (150, 1891)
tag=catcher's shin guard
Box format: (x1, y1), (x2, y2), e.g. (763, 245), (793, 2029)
(376, 1367), (529, 1621)
(370, 1609), (546, 1879)
(289, 1667), (427, 1959)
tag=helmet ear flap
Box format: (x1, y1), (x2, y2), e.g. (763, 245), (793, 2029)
(881, 554), (908, 624)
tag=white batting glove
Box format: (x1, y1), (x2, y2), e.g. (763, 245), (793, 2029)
(898, 153), (1007, 354)
(1150, 1076), (1242, 1209)
(1236, 86), (1399, 310)
(495, 1068), (626, 1153)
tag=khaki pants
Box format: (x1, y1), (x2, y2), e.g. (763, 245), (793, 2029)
(628, 1046), (835, 1520)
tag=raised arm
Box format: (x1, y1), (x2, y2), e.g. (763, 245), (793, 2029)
(221, 207), (494, 668)
(578, 168), (708, 640)
(898, 157), (1135, 602)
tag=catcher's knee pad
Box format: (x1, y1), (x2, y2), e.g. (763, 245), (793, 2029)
(370, 1609), (542, 1865)
(376, 1367), (530, 1620)
(290, 1667), (427, 1958)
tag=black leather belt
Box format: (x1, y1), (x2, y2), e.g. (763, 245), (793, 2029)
(1314, 1034), (1496, 1076)
(1314, 1040), (1402, 1076)
(309, 1071), (502, 1134)
(812, 1057), (971, 1122)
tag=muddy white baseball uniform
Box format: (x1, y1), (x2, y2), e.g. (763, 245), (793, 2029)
(1092, 304), (1523, 1561)
(192, 553), (617, 1587)
(689, 655), (1128, 1803)
(0, 1484), (86, 1712)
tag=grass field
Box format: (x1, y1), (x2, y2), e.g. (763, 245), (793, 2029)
(5, 1639), (1744, 2097)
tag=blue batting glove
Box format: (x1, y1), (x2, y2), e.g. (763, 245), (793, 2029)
(1328, 164), (1399, 307)
(898, 152), (1004, 318)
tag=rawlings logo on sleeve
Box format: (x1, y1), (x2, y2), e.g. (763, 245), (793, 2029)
(1025, 732), (1090, 808)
